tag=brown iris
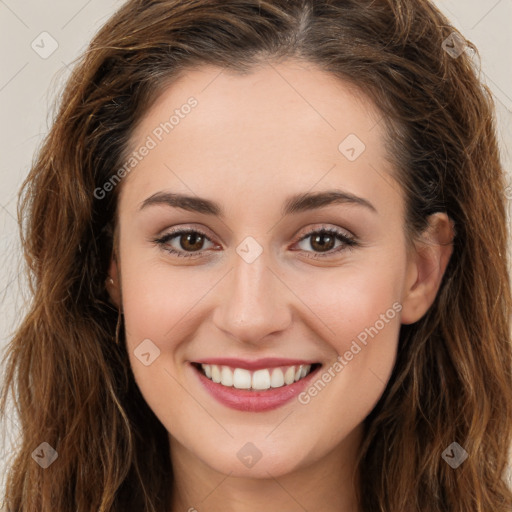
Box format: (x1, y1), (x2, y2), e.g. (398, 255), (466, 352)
(309, 232), (336, 252)
(179, 232), (205, 252)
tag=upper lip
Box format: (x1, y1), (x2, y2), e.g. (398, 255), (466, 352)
(192, 357), (319, 370)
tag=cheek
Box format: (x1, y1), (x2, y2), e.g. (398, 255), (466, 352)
(120, 252), (217, 342)
(289, 258), (404, 412)
(119, 254), (197, 431)
(292, 258), (404, 349)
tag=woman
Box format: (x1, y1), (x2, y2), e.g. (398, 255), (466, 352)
(1, 0), (511, 510)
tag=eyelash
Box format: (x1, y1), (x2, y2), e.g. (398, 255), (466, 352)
(153, 225), (359, 260)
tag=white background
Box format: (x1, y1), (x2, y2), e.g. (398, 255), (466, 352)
(1, 0), (511, 495)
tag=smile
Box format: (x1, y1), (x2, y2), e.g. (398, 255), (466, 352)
(195, 363), (318, 390)
(190, 359), (323, 412)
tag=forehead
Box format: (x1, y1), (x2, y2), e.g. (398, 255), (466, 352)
(119, 61), (400, 218)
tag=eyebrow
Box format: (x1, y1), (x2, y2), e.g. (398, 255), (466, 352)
(139, 189), (377, 217)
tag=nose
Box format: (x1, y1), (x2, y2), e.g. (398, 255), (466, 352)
(212, 246), (293, 346)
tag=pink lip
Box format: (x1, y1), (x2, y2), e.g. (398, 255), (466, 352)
(191, 362), (321, 412)
(192, 357), (318, 371)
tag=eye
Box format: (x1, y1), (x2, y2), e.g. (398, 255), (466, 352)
(153, 225), (358, 260)
(153, 228), (217, 258)
(294, 226), (358, 258)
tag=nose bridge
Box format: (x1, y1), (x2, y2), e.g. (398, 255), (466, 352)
(212, 244), (292, 344)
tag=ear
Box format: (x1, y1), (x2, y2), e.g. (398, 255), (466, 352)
(105, 251), (122, 310)
(400, 212), (455, 325)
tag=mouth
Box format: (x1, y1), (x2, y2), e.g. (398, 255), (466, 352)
(191, 362), (322, 391)
(190, 359), (323, 412)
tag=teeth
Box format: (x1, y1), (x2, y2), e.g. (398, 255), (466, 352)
(284, 366), (295, 385)
(221, 366), (233, 387)
(270, 368), (284, 388)
(199, 363), (313, 390)
(252, 369), (271, 390)
(233, 368), (251, 389)
(211, 365), (221, 383)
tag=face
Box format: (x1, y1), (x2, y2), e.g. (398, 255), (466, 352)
(108, 60), (448, 480)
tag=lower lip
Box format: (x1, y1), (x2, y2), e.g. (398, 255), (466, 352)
(192, 364), (321, 412)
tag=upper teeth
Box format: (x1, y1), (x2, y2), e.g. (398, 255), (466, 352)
(201, 364), (312, 390)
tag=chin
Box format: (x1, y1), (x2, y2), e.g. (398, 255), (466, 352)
(194, 436), (313, 479)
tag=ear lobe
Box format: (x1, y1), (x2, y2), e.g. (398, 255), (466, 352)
(106, 256), (122, 309)
(400, 213), (455, 325)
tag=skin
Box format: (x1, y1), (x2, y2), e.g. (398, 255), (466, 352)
(107, 60), (454, 512)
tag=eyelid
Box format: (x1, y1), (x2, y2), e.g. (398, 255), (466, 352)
(154, 223), (218, 244)
(294, 223), (356, 243)
(153, 226), (218, 256)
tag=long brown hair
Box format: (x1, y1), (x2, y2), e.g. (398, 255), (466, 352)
(1, 0), (511, 510)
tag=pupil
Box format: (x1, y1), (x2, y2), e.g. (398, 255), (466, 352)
(312, 233), (334, 252)
(182, 233), (203, 251)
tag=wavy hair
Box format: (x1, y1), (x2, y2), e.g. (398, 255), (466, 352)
(1, 0), (511, 510)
